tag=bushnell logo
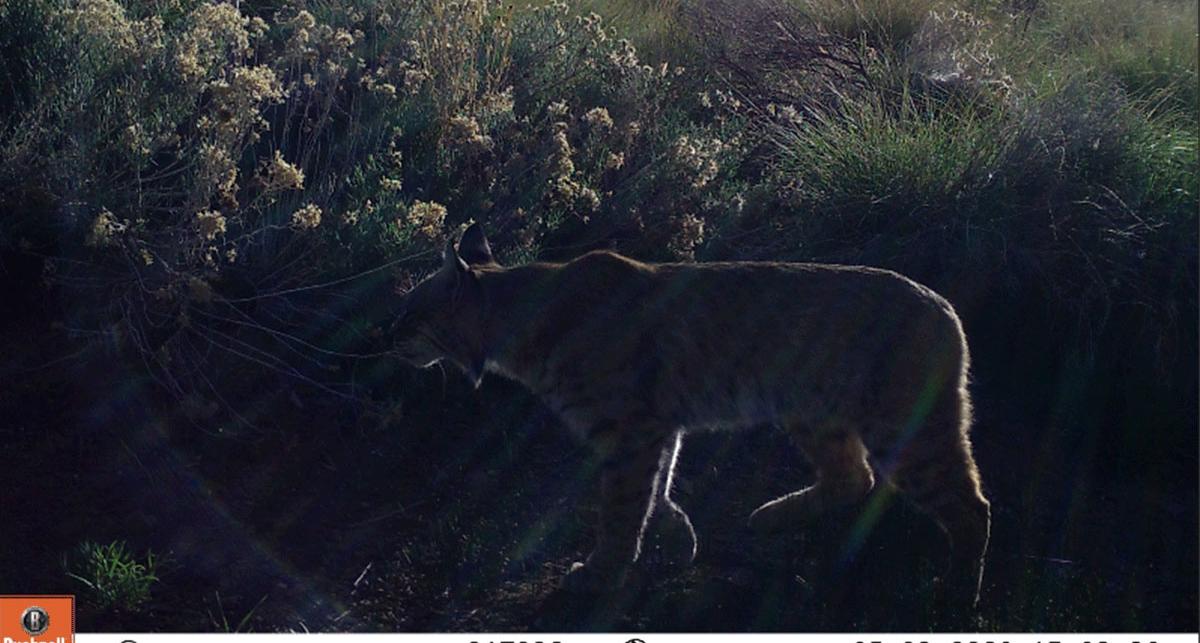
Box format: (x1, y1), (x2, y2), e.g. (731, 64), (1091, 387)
(20, 607), (48, 636)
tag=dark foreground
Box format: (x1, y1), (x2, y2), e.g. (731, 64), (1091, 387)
(2, 268), (1198, 633)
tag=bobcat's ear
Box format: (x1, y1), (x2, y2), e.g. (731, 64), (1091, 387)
(442, 239), (468, 275)
(458, 222), (495, 266)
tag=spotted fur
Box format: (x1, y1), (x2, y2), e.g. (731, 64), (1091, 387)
(391, 224), (990, 608)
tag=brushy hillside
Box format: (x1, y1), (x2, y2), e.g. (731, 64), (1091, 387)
(1, 0), (1196, 633)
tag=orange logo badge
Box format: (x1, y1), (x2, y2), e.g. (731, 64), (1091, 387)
(0, 596), (74, 643)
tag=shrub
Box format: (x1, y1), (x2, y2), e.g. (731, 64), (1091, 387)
(684, 0), (875, 110)
(797, 0), (941, 54)
(759, 67), (1196, 362)
(0, 0), (746, 424)
(0, 0), (1192, 419)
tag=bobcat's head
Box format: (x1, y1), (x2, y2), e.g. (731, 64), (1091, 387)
(391, 223), (496, 383)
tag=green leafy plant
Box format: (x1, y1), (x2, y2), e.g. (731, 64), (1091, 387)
(65, 541), (162, 612)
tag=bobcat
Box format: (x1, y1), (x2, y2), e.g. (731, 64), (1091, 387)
(391, 223), (991, 609)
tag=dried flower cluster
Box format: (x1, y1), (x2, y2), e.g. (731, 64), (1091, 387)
(262, 151), (306, 195)
(447, 115), (495, 155)
(582, 107), (614, 131)
(291, 203), (323, 230)
(671, 135), (728, 189)
(195, 210), (228, 241)
(63, 0), (163, 59)
(544, 120), (600, 220)
(86, 208), (124, 247)
(407, 201), (447, 239)
(667, 213), (706, 260)
(174, 2), (261, 87)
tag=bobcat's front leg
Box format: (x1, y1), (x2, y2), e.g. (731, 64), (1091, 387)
(642, 431), (698, 567)
(562, 420), (669, 593)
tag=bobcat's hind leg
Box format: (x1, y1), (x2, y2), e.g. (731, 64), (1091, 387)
(640, 431), (698, 567)
(749, 426), (875, 533)
(562, 419), (671, 593)
(885, 403), (991, 612)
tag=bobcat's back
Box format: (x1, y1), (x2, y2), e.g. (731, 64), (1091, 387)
(486, 251), (968, 442)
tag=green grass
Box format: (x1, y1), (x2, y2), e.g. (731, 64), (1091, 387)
(761, 58), (1195, 347)
(793, 0), (942, 53)
(575, 0), (687, 63)
(770, 92), (1002, 219)
(208, 591), (269, 633)
(65, 541), (162, 612)
(995, 0), (1198, 116)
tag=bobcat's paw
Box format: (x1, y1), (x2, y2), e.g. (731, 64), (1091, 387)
(747, 495), (799, 534)
(642, 508), (698, 568)
(747, 486), (832, 533)
(560, 561), (627, 594)
(931, 571), (983, 616)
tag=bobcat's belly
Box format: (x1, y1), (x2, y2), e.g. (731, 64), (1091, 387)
(658, 368), (836, 432)
(535, 380), (784, 438)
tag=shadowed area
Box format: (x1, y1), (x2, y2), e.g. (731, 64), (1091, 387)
(1, 285), (1195, 631)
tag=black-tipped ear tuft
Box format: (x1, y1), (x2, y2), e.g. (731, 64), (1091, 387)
(458, 222), (495, 266)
